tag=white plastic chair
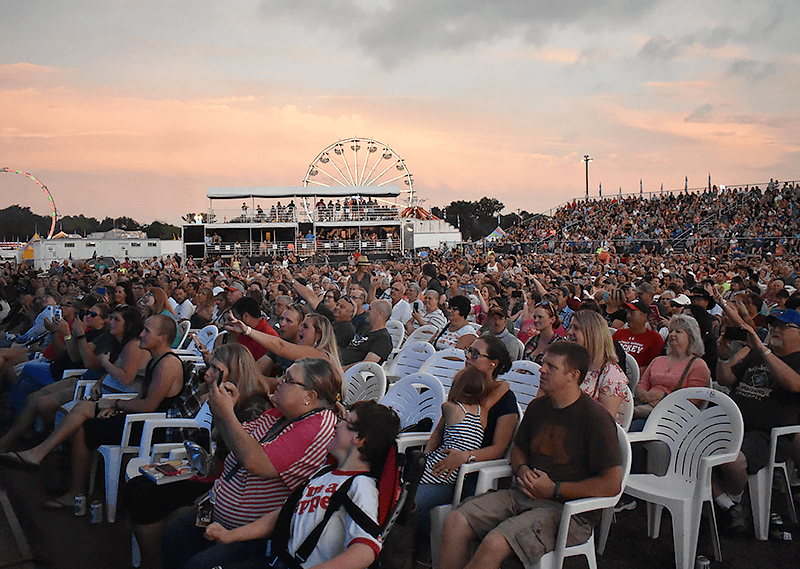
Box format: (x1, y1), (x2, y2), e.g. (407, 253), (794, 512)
(405, 324), (439, 346)
(383, 340), (436, 381)
(499, 360), (540, 411)
(380, 372), (445, 434)
(619, 388), (744, 569)
(90, 410), (168, 523)
(125, 401), (214, 481)
(748, 424), (800, 540)
(618, 384), (634, 432)
(343, 361), (387, 405)
(176, 320), (192, 349)
(418, 348), (466, 393)
(624, 352), (640, 394)
(385, 319), (406, 353)
(174, 324), (218, 361)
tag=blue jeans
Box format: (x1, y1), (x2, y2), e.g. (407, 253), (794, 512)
(414, 483), (455, 544)
(163, 509), (267, 569)
(9, 361), (55, 413)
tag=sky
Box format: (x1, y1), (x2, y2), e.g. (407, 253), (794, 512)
(1, 0), (799, 225)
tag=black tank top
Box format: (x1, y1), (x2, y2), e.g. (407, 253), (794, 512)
(140, 352), (182, 412)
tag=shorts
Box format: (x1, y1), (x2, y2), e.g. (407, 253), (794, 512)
(741, 430), (795, 475)
(456, 487), (593, 568)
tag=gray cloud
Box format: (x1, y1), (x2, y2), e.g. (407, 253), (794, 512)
(728, 59), (778, 82)
(638, 26), (738, 61)
(259, 0), (664, 67)
(684, 104), (714, 123)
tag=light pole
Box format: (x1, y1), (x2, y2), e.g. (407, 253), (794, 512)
(582, 155), (593, 201)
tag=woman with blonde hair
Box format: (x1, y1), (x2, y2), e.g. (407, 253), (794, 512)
(568, 310), (630, 423)
(226, 312), (343, 391)
(634, 314), (710, 420)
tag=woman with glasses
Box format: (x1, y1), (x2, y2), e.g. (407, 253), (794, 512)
(568, 310), (630, 424)
(432, 295), (478, 350)
(413, 335), (517, 564)
(522, 301), (565, 365)
(634, 314), (711, 422)
(164, 357), (341, 569)
(121, 344), (272, 569)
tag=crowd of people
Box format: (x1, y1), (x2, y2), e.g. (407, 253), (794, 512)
(228, 198), (400, 224)
(499, 181), (800, 256)
(1, 197), (799, 569)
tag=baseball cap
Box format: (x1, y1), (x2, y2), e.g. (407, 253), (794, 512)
(766, 309), (800, 328)
(671, 294), (691, 306)
(624, 299), (650, 314)
(226, 281), (245, 294)
(487, 307), (508, 319)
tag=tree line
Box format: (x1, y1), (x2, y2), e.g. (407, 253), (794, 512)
(430, 198), (532, 241)
(0, 205), (180, 242)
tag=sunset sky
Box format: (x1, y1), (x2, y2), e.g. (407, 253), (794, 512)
(1, 0), (798, 225)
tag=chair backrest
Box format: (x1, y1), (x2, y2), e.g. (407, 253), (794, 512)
(380, 372), (446, 430)
(183, 324), (219, 357)
(385, 319), (406, 350)
(641, 387), (744, 486)
(624, 352), (640, 393)
(177, 320), (192, 349)
(344, 361), (388, 405)
(418, 348), (466, 393)
(618, 384), (634, 431)
(405, 324), (439, 346)
(384, 340), (436, 379)
(499, 360), (541, 411)
(615, 422), (633, 497)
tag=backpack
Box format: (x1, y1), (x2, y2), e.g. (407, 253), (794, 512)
(270, 448), (426, 569)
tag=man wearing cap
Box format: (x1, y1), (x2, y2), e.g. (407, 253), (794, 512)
(486, 307), (523, 361)
(689, 285), (722, 317)
(226, 281), (246, 305)
(713, 307), (800, 533)
(612, 299), (664, 377)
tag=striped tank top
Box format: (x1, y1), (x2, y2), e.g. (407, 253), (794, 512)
(420, 402), (484, 485)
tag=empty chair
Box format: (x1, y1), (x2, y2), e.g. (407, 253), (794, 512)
(619, 388), (744, 569)
(176, 320), (192, 349)
(174, 324), (218, 361)
(405, 324), (440, 346)
(499, 360), (540, 411)
(748, 424), (800, 540)
(384, 340), (436, 382)
(418, 348), (466, 393)
(385, 319), (406, 353)
(380, 372), (445, 434)
(344, 361), (387, 405)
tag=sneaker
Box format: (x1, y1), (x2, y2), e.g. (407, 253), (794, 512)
(721, 503), (748, 535)
(613, 496), (637, 513)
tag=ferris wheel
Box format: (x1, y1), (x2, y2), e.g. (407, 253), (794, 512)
(1, 167), (58, 239)
(303, 138), (414, 201)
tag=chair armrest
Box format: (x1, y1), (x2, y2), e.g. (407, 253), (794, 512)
(137, 417), (209, 459)
(625, 432), (657, 444)
(453, 459), (511, 504)
(474, 463), (513, 496)
(120, 413), (167, 447)
(397, 433), (429, 454)
(100, 393), (139, 400)
(772, 425), (800, 438)
(73, 379), (95, 400)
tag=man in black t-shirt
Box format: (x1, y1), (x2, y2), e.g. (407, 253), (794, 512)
(713, 308), (800, 532)
(339, 300), (393, 369)
(440, 342), (622, 569)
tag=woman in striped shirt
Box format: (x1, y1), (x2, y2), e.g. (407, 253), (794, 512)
(164, 358), (341, 569)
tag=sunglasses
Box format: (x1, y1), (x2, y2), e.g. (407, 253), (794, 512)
(466, 347), (491, 360)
